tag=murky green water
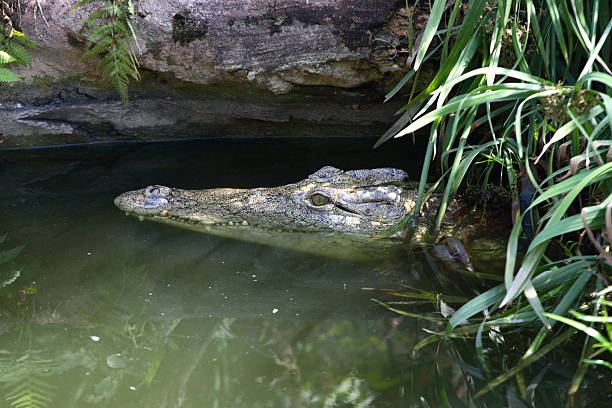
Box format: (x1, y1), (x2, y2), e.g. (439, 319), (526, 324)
(0, 139), (600, 407)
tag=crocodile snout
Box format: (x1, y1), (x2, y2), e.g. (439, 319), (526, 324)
(114, 185), (173, 212)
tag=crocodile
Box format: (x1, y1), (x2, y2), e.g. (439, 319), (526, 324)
(114, 166), (441, 260)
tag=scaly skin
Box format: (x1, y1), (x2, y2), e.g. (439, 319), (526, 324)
(115, 166), (437, 260)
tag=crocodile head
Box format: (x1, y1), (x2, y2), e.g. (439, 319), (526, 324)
(114, 166), (422, 259)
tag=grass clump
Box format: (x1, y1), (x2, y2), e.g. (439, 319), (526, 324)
(377, 0), (611, 403)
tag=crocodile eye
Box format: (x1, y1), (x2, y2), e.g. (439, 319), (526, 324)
(310, 193), (331, 206)
(145, 186), (160, 196)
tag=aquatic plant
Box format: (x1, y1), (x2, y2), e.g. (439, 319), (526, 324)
(72, 0), (140, 102)
(0, 352), (56, 408)
(546, 285), (612, 371)
(378, 0), (611, 403)
(0, 234), (24, 288)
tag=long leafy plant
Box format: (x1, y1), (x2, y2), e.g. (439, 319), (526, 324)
(73, 0), (140, 102)
(0, 24), (36, 82)
(377, 0), (611, 402)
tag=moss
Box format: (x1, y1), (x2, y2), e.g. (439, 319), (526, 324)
(164, 55), (179, 66)
(30, 75), (59, 87)
(147, 41), (164, 61)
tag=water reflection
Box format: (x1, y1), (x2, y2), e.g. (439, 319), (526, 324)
(1, 139), (598, 407)
(0, 234), (458, 408)
(0, 139), (460, 407)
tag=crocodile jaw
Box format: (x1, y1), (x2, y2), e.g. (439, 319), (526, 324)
(114, 189), (408, 261)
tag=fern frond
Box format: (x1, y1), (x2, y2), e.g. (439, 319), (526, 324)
(84, 9), (111, 27)
(127, 64), (140, 80)
(114, 73), (129, 103)
(87, 24), (114, 42)
(0, 67), (21, 82)
(0, 50), (16, 64)
(74, 0), (141, 102)
(2, 353), (56, 408)
(82, 37), (113, 61)
(0, 269), (21, 288)
(9, 31), (37, 49)
(127, 0), (136, 16)
(108, 21), (129, 35)
(108, 48), (135, 67)
(0, 244), (25, 264)
(5, 43), (32, 66)
(71, 0), (97, 12)
(102, 2), (125, 17)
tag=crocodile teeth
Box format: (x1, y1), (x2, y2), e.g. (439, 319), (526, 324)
(138, 216), (144, 221)
(228, 221), (234, 226)
(241, 221), (248, 226)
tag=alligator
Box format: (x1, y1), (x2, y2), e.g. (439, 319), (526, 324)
(114, 166), (442, 260)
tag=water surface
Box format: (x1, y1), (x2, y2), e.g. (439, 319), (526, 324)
(0, 138), (588, 407)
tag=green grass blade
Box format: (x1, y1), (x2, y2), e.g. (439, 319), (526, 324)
(545, 0), (570, 63)
(394, 89), (534, 139)
(371, 299), (445, 323)
(524, 280), (551, 329)
(526, 0), (549, 71)
(452, 259), (591, 328)
(413, 0), (447, 70)
(449, 286), (506, 328)
(514, 90), (560, 159)
(384, 70), (415, 102)
(504, 211), (523, 290)
(374, 105), (421, 148)
(503, 163), (612, 306)
(528, 163), (612, 210)
(431, 67), (546, 99)
(578, 19), (612, 80)
(472, 329), (576, 399)
(571, 314), (612, 323)
(546, 313), (612, 350)
(421, 0), (487, 91)
(600, 93), (612, 132)
(535, 105), (605, 163)
(576, 71), (612, 89)
(528, 196), (611, 251)
(583, 359), (612, 370)
(412, 124), (440, 220)
(384, 43), (446, 102)
(525, 268), (595, 353)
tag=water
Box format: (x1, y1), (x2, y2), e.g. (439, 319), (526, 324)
(0, 138), (598, 407)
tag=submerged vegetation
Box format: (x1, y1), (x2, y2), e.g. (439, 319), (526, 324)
(72, 0), (140, 102)
(377, 0), (611, 403)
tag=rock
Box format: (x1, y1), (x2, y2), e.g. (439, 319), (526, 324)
(0, 0), (427, 148)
